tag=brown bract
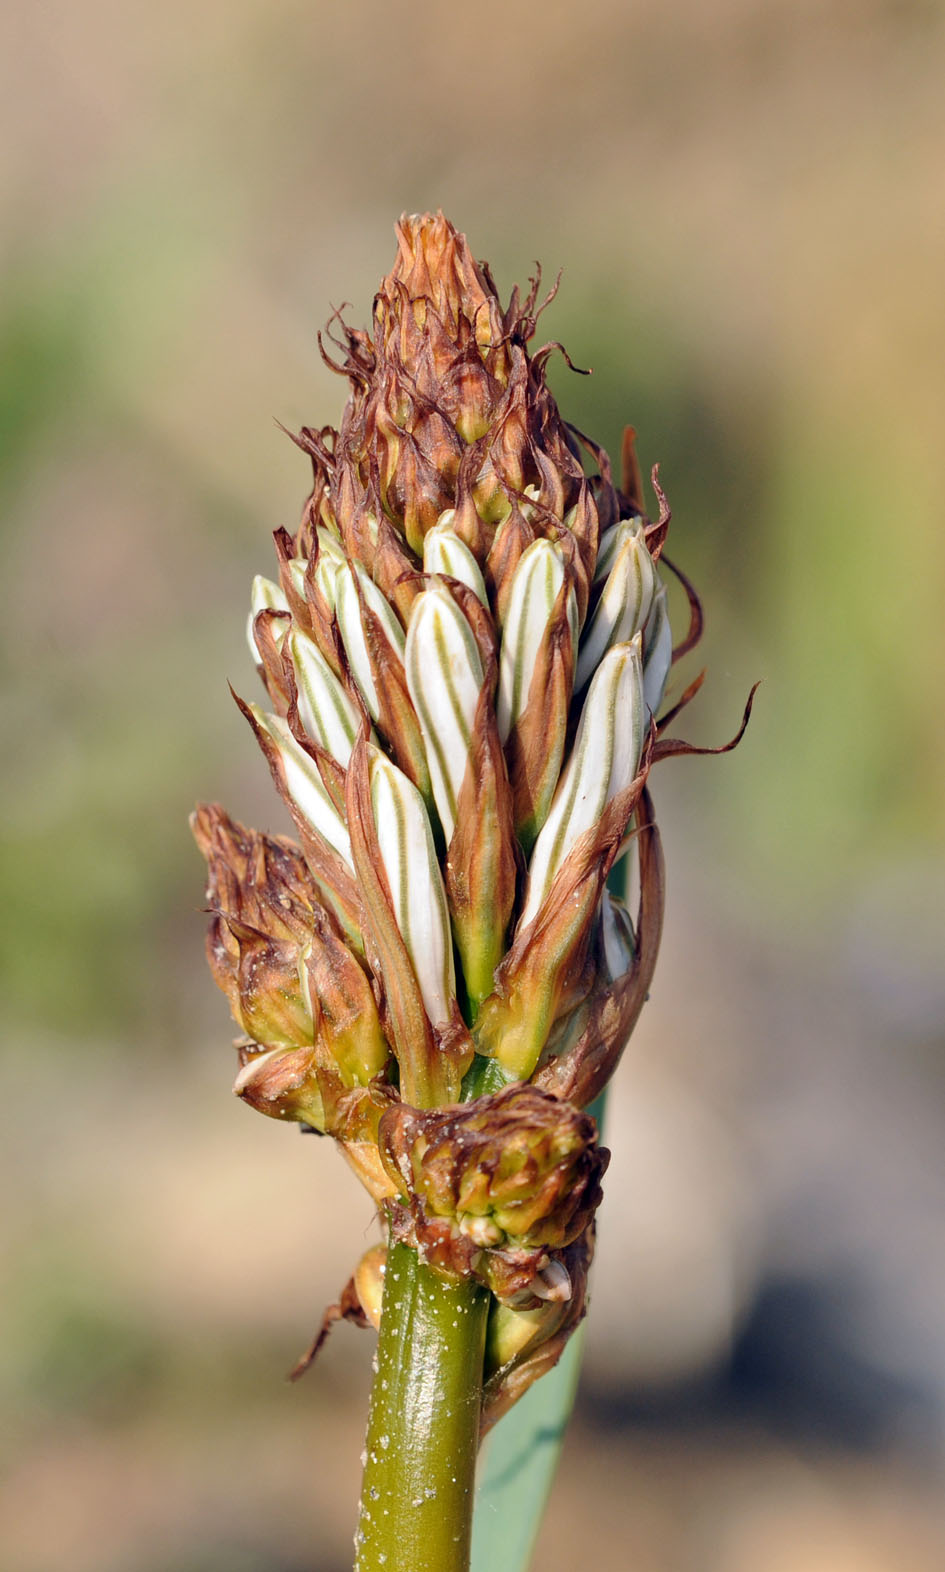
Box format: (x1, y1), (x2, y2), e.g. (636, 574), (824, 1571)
(192, 804), (320, 1048)
(378, 1085), (608, 1301)
(317, 211), (617, 574)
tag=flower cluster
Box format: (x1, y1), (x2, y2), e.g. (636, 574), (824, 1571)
(194, 213), (745, 1413)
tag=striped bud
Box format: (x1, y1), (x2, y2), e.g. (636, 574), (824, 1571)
(287, 627), (362, 767)
(310, 528), (347, 609)
(405, 580), (484, 842)
(248, 706), (353, 869)
(643, 579), (672, 717)
(334, 561), (406, 721)
(422, 515), (489, 605)
(367, 748), (455, 1029)
(247, 575), (289, 662)
(592, 515), (643, 583)
(521, 638), (646, 928)
(496, 540), (579, 742)
(575, 518), (656, 692)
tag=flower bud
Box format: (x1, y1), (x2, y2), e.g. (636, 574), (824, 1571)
(301, 916), (390, 1086)
(521, 637), (646, 927)
(592, 515), (642, 583)
(643, 578), (673, 717)
(367, 747), (455, 1028)
(404, 580), (484, 843)
(334, 560), (406, 722)
(352, 1243), (387, 1331)
(309, 527), (347, 608)
(247, 575), (290, 663)
(287, 627), (362, 767)
(247, 706), (353, 870)
(422, 514), (489, 605)
(575, 518), (657, 692)
(600, 888), (636, 981)
(496, 539), (578, 742)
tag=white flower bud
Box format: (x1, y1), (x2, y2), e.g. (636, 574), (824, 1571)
(368, 748), (455, 1027)
(496, 539), (579, 742)
(643, 579), (673, 717)
(593, 515), (645, 585)
(311, 527), (347, 610)
(575, 519), (656, 692)
(405, 580), (484, 843)
(249, 706), (353, 869)
(520, 638), (645, 926)
(287, 627), (362, 767)
(246, 575), (289, 662)
(334, 562), (406, 720)
(423, 516), (489, 605)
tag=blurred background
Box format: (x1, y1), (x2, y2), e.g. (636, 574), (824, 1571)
(3, 0), (944, 1568)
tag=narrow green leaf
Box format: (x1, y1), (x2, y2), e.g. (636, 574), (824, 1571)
(471, 1325), (585, 1572)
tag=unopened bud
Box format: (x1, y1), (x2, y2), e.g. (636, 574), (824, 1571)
(352, 1244), (386, 1331)
(247, 575), (289, 663)
(311, 527), (347, 608)
(575, 518), (656, 692)
(593, 515), (643, 583)
(496, 539), (578, 742)
(301, 923), (390, 1086)
(368, 747), (455, 1028)
(287, 627), (362, 767)
(422, 515), (489, 605)
(643, 579), (672, 717)
(334, 561), (406, 721)
(405, 580), (484, 843)
(248, 706), (353, 869)
(600, 888), (636, 981)
(521, 638), (646, 927)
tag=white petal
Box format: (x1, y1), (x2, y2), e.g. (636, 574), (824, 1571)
(287, 628), (361, 767)
(496, 539), (578, 742)
(368, 748), (455, 1027)
(251, 707), (353, 869)
(335, 562), (405, 720)
(423, 520), (488, 605)
(643, 580), (673, 717)
(520, 638), (645, 926)
(405, 581), (484, 842)
(575, 520), (656, 691)
(246, 575), (289, 662)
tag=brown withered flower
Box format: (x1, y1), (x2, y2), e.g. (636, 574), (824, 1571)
(378, 1084), (608, 1301)
(193, 212), (752, 1425)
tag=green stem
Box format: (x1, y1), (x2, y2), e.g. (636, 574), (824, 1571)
(355, 1239), (489, 1572)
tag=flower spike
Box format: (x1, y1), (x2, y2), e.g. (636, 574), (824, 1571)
(193, 216), (753, 1505)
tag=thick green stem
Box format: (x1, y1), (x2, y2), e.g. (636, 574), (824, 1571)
(355, 1239), (489, 1572)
